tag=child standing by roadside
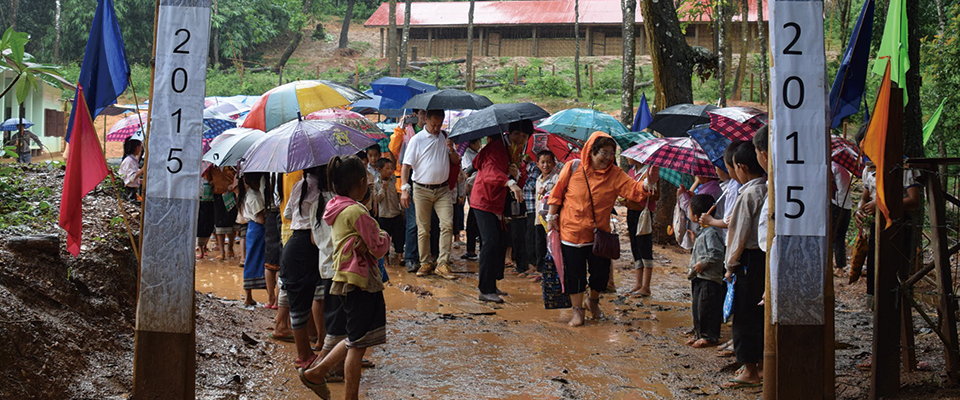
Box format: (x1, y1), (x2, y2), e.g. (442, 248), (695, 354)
(533, 150), (562, 282)
(375, 157), (404, 263)
(624, 159), (659, 297)
(721, 139), (767, 389)
(238, 173), (268, 307)
(301, 156), (391, 400)
(686, 194), (726, 348)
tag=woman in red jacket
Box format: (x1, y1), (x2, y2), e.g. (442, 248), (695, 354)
(470, 120), (532, 303)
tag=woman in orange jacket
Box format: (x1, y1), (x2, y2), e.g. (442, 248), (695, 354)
(546, 131), (658, 327)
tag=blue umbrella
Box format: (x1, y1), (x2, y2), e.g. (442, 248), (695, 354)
(686, 124), (730, 172)
(1, 118), (34, 131)
(351, 90), (406, 118)
(370, 77), (438, 104)
(537, 108), (629, 141)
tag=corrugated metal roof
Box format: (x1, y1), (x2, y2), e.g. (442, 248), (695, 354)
(365, 0), (768, 27)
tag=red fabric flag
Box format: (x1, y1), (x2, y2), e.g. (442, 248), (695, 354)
(59, 86), (109, 256)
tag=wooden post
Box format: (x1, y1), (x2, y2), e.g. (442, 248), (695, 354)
(428, 28), (433, 57)
(924, 172), (960, 383)
(552, 64), (555, 76)
(380, 28), (385, 58)
(435, 65), (439, 87)
(750, 73), (754, 102)
(355, 63), (359, 86)
(586, 26), (593, 56)
(532, 26), (538, 57)
(871, 86), (904, 399)
(514, 65), (518, 85)
(315, 65), (320, 79)
(589, 64), (594, 88)
(479, 28), (484, 57)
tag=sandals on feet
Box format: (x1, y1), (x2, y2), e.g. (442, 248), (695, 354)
(294, 354), (319, 370)
(722, 379), (762, 389)
(299, 369), (331, 399)
(692, 339), (720, 348)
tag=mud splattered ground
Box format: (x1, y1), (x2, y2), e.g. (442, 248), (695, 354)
(3, 163), (960, 399)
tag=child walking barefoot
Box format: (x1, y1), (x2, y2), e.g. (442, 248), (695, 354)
(301, 156), (391, 400)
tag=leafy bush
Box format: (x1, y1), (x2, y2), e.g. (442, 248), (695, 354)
(528, 75), (572, 97)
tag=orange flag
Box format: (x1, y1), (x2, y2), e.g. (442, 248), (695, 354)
(860, 57), (892, 227)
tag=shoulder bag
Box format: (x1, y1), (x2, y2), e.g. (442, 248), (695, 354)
(582, 166), (620, 259)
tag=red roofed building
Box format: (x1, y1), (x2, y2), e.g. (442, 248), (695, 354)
(365, 0), (768, 59)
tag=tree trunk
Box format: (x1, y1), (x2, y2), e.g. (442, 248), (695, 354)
(838, 0), (852, 52)
(715, 0), (727, 106)
(273, 33), (302, 74)
(756, 0), (769, 106)
(729, 0), (751, 101)
(936, 0), (947, 186)
(54, 0), (61, 63)
(388, 0), (398, 76)
(620, 0), (637, 127)
(574, 0), (582, 98)
(339, 0), (356, 49)
(302, 0), (311, 14)
(9, 0), (18, 30)
(466, 0), (475, 91)
(639, 0), (712, 243)
(902, 0), (923, 158)
(399, 0), (411, 73)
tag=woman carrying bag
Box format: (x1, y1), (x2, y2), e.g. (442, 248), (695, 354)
(545, 131), (657, 327)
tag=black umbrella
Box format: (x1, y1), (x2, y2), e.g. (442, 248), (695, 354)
(401, 89), (494, 111)
(448, 103), (550, 143)
(646, 103), (719, 137)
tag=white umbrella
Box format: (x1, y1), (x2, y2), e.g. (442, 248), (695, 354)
(203, 127), (265, 167)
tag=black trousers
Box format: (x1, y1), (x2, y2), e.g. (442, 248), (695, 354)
(475, 209), (507, 295)
(831, 205), (852, 270)
(507, 216), (529, 272)
(692, 278), (724, 342)
(732, 248), (766, 364)
(561, 244), (611, 295)
(378, 215), (405, 256)
(524, 212), (537, 268)
(466, 207), (480, 254)
(535, 223), (547, 272)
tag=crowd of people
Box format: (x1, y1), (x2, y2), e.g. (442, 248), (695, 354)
(158, 106), (895, 397)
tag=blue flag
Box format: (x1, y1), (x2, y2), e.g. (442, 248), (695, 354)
(66, 0), (130, 142)
(632, 93), (653, 132)
(828, 0), (874, 129)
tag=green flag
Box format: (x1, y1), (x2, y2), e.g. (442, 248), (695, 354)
(922, 98), (947, 146)
(872, 0), (909, 91)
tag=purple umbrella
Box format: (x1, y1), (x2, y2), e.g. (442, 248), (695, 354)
(240, 119), (376, 173)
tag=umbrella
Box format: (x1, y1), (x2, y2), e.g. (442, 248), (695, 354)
(831, 135), (864, 178)
(526, 131), (582, 163)
(305, 109), (387, 140)
(242, 80), (370, 132)
(241, 119), (376, 173)
(707, 107), (767, 141)
(686, 124), (731, 172)
(1, 117), (34, 131)
(610, 131), (657, 150)
(203, 109), (238, 139)
(443, 109), (480, 132)
(622, 137), (718, 178)
(350, 90), (406, 118)
(658, 168), (695, 189)
(205, 100), (250, 118)
(646, 103), (719, 137)
(449, 103), (550, 143)
(370, 77), (437, 104)
(106, 111), (149, 141)
(203, 128), (266, 167)
(400, 89), (493, 111)
(537, 108), (629, 141)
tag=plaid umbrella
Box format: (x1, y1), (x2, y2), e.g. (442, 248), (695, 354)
(707, 107), (767, 141)
(204, 113), (238, 140)
(658, 168), (694, 189)
(106, 112), (149, 141)
(831, 135), (863, 178)
(622, 137), (718, 178)
(610, 131), (657, 150)
(686, 124), (731, 172)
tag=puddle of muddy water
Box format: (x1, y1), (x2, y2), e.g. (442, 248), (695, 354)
(196, 250), (697, 399)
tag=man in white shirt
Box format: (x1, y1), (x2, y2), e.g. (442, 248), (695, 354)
(401, 109), (461, 279)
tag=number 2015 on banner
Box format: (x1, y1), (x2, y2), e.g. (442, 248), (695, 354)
(165, 28), (192, 176)
(780, 21), (807, 221)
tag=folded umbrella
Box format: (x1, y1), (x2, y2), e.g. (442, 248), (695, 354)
(242, 80), (369, 132)
(622, 137), (718, 178)
(449, 103), (550, 143)
(1, 117), (34, 131)
(306, 108), (387, 140)
(241, 119), (376, 173)
(401, 89), (493, 111)
(537, 108), (629, 141)
(707, 107), (767, 141)
(203, 128), (266, 167)
(647, 104), (718, 137)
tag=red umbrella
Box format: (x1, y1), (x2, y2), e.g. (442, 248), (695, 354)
(707, 107), (767, 141)
(831, 135), (863, 178)
(526, 131), (581, 163)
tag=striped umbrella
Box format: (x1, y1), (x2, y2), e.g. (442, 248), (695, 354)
(707, 107), (767, 141)
(305, 109), (387, 139)
(622, 137), (718, 178)
(106, 111), (149, 142)
(831, 135), (863, 177)
(242, 80), (369, 132)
